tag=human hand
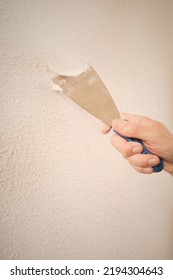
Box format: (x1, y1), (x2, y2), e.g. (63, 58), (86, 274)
(101, 112), (173, 175)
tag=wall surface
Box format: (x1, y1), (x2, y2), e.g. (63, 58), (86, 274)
(0, 0), (173, 259)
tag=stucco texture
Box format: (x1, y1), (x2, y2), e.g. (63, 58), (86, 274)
(0, 0), (173, 259)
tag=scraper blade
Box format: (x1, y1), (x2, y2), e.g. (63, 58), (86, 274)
(51, 66), (120, 126)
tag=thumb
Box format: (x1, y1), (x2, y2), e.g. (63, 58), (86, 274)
(112, 117), (158, 142)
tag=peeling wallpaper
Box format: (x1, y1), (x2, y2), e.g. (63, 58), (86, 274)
(0, 0), (173, 259)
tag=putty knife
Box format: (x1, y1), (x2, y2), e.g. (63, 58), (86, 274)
(51, 65), (163, 172)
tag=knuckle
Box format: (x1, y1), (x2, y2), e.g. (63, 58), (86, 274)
(130, 123), (140, 135)
(122, 153), (128, 159)
(122, 151), (130, 158)
(122, 146), (131, 158)
(110, 135), (115, 145)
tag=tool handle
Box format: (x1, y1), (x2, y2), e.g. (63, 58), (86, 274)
(114, 131), (163, 172)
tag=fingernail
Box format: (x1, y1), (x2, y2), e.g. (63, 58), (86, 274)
(133, 145), (141, 153)
(149, 158), (158, 165)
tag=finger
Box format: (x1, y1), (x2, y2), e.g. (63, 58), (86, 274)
(110, 133), (143, 157)
(127, 154), (160, 168)
(131, 164), (154, 174)
(101, 123), (111, 134)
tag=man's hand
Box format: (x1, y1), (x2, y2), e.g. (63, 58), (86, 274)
(101, 113), (173, 175)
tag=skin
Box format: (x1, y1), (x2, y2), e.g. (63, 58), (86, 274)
(101, 112), (173, 175)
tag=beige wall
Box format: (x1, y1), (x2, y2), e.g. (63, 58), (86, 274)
(0, 0), (173, 259)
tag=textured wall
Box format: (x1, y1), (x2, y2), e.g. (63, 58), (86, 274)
(0, 0), (173, 259)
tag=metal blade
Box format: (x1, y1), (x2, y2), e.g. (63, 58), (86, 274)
(51, 66), (120, 126)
